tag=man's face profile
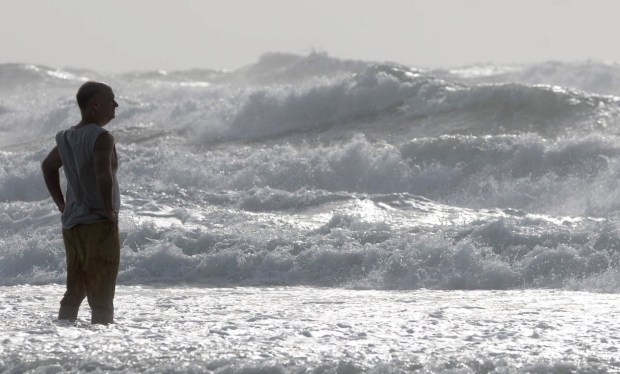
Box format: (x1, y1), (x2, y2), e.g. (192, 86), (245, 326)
(92, 86), (118, 124)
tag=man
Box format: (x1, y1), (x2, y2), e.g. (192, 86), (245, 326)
(42, 81), (120, 325)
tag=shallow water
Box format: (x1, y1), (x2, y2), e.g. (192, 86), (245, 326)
(1, 285), (619, 373)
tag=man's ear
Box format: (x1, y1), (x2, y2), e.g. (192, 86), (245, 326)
(89, 98), (99, 112)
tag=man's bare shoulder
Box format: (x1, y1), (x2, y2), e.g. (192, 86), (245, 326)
(94, 132), (115, 152)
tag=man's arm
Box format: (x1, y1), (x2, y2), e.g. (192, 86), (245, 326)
(93, 132), (118, 226)
(42, 147), (65, 213)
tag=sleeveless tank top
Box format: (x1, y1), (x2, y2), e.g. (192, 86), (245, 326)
(56, 123), (120, 229)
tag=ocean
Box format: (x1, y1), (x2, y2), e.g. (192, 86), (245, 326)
(1, 53), (620, 372)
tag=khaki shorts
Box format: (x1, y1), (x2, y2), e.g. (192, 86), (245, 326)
(59, 221), (120, 323)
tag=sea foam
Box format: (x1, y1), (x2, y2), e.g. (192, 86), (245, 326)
(2, 54), (620, 291)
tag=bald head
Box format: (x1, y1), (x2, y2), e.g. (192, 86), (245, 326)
(76, 81), (110, 110)
(74, 81), (118, 126)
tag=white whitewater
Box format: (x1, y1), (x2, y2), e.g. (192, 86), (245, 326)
(1, 53), (620, 372)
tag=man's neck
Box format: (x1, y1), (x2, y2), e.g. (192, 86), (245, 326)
(76, 117), (104, 128)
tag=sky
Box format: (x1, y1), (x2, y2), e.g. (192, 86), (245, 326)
(1, 0), (619, 72)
